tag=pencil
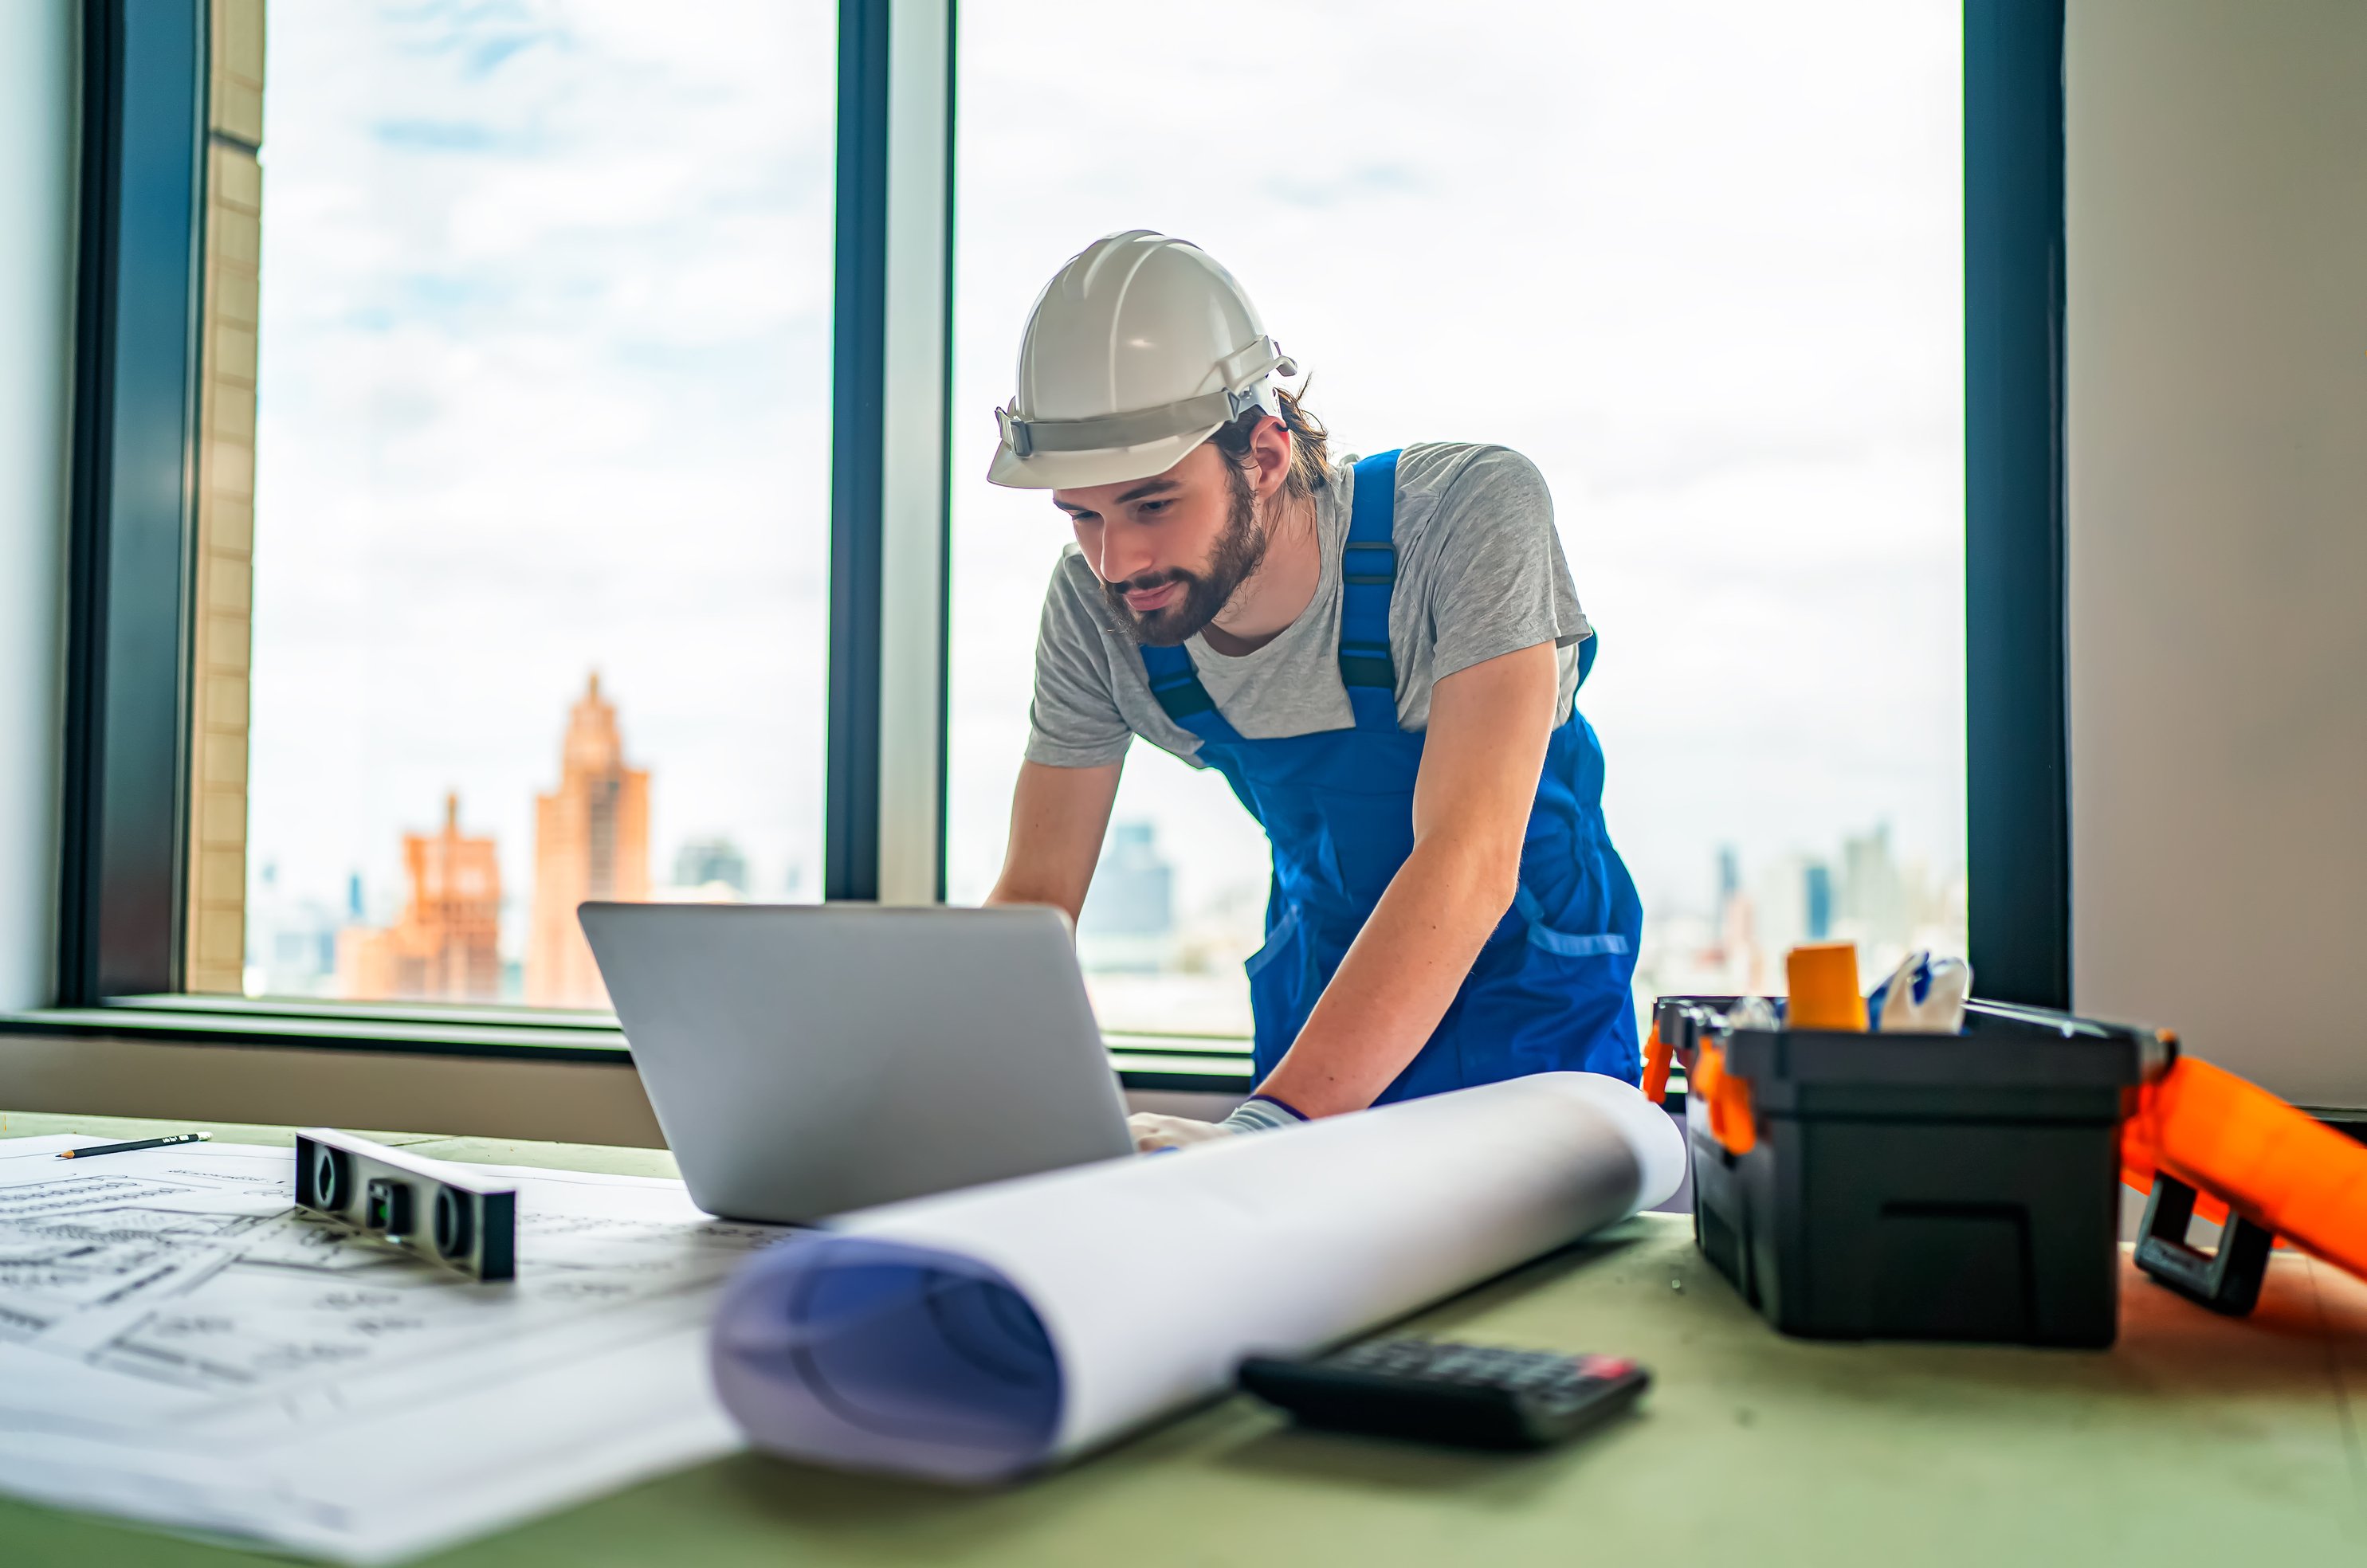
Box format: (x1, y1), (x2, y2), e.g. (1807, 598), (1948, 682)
(57, 1132), (212, 1160)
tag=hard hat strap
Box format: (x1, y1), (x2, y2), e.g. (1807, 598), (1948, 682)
(999, 336), (1293, 461)
(999, 384), (1264, 460)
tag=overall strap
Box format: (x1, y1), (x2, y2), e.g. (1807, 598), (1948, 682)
(1138, 641), (1244, 743)
(1340, 449), (1403, 731)
(1577, 628), (1599, 689)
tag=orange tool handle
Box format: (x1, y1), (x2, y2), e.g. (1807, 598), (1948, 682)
(1784, 942), (1867, 1031)
(1691, 1037), (1757, 1156)
(2122, 1056), (2367, 1284)
(1641, 1023), (1673, 1104)
(1640, 1013), (1754, 1154)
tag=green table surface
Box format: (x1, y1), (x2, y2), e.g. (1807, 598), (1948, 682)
(3, 1111), (2361, 1567)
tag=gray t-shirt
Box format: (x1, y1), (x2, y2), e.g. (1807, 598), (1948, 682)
(1025, 442), (1591, 769)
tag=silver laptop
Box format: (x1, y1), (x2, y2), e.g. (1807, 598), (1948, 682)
(578, 903), (1134, 1223)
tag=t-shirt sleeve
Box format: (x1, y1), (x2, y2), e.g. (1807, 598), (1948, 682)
(1024, 555), (1136, 769)
(1423, 446), (1592, 682)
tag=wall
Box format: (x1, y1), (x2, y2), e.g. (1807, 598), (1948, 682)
(2068, 0), (2367, 1108)
(185, 0), (269, 994)
(0, 1029), (1233, 1147)
(0, 1031), (669, 1146)
(0, 0), (73, 1013)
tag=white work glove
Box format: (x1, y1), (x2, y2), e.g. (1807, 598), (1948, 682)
(1724, 996), (1780, 1032)
(1128, 1095), (1307, 1153)
(1870, 950), (1973, 1033)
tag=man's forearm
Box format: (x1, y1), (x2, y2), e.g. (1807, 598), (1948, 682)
(983, 872), (1077, 917)
(1254, 835), (1517, 1117)
(984, 759), (1122, 921)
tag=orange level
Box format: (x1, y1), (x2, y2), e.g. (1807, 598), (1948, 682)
(2122, 1055), (2367, 1286)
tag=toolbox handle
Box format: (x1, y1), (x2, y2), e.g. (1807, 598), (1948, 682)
(2134, 1174), (2275, 1316)
(1641, 1010), (1756, 1154)
(1641, 1023), (1673, 1104)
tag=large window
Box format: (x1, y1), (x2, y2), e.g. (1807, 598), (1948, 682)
(241, 2), (837, 1007)
(948, 0), (1967, 1041)
(60, 1), (2067, 1080)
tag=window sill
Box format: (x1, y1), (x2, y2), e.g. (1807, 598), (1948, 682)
(0, 998), (1255, 1093)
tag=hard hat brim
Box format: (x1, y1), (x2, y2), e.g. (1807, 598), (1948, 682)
(985, 425), (1221, 492)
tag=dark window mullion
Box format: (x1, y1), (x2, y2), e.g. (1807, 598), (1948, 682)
(826, 0), (892, 903)
(60, 0), (210, 1004)
(1965, 0), (2071, 1008)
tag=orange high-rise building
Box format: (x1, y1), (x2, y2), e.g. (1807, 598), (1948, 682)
(528, 673), (650, 1008)
(336, 793), (504, 1002)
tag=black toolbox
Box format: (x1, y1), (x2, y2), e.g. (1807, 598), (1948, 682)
(1656, 996), (2170, 1347)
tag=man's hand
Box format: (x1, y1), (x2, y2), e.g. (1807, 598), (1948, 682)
(1127, 1112), (1232, 1152)
(1129, 1097), (1307, 1151)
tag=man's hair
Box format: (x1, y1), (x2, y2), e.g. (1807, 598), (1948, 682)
(1207, 386), (1330, 501)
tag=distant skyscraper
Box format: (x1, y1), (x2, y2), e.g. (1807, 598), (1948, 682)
(335, 793), (503, 1002)
(1078, 821), (1176, 974)
(528, 673), (650, 1008)
(1839, 822), (1908, 948)
(1747, 853), (1821, 990)
(247, 859), (346, 998)
(1804, 863), (1833, 941)
(1081, 821), (1176, 939)
(672, 837), (749, 896)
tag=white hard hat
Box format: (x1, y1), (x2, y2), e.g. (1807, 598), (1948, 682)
(988, 230), (1298, 490)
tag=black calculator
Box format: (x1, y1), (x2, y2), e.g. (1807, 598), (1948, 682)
(1238, 1338), (1650, 1451)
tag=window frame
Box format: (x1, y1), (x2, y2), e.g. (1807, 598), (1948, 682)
(58, 0), (206, 1005)
(1964, 0), (2072, 1007)
(16, 0), (2070, 1095)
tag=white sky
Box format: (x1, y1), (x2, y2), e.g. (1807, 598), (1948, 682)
(948, 0), (1965, 923)
(250, 0), (837, 931)
(247, 0), (1963, 969)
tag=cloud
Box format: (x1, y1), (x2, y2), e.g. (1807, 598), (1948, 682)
(1262, 163), (1430, 209)
(370, 117), (511, 152)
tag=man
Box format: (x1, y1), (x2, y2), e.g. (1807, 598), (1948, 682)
(984, 231), (1641, 1151)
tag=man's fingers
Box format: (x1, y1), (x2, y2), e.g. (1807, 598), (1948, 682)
(1126, 1112), (1227, 1153)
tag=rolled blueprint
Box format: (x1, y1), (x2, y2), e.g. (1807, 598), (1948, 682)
(709, 1072), (1683, 1483)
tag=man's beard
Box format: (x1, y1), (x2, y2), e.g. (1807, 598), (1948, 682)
(1101, 466), (1266, 648)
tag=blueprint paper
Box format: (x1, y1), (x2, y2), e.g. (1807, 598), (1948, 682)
(710, 1072), (1682, 1483)
(0, 1136), (784, 1562)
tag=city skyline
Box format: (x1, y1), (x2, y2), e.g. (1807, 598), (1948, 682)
(254, 673), (762, 1003)
(1068, 813), (1962, 1040)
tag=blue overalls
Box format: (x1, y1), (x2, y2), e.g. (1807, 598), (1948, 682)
(1136, 450), (1644, 1103)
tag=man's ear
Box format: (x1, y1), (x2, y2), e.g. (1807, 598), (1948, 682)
(1246, 414), (1293, 501)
